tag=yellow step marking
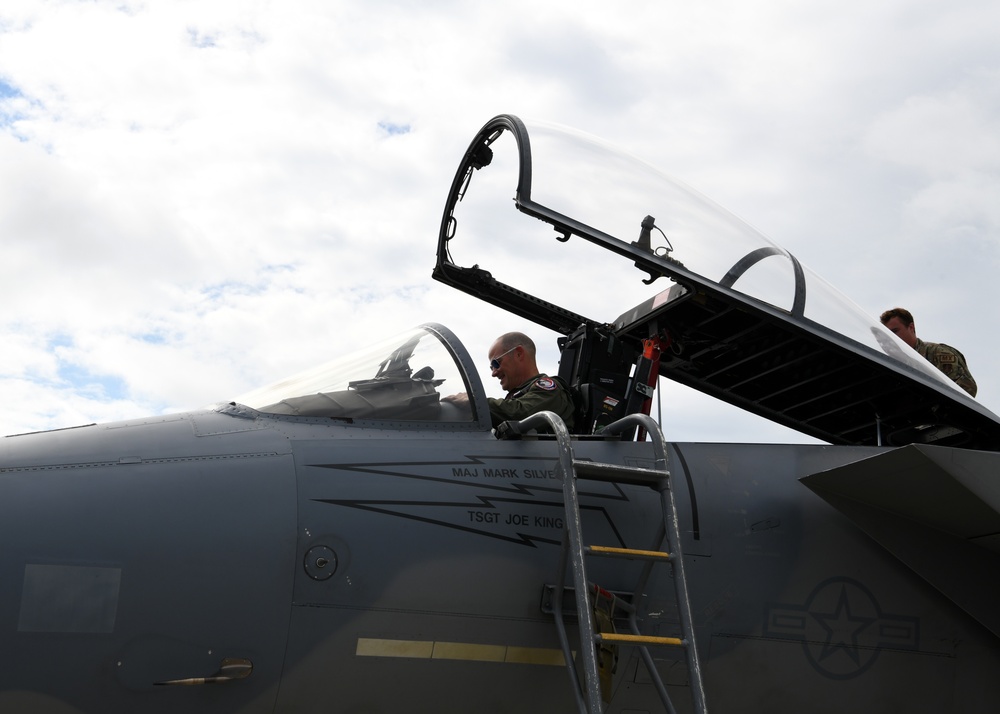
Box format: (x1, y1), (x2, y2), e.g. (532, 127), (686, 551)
(599, 633), (684, 646)
(588, 545), (670, 559)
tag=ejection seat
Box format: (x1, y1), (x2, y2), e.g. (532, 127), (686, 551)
(556, 324), (639, 437)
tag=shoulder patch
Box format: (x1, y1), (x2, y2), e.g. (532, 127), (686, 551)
(534, 377), (557, 391)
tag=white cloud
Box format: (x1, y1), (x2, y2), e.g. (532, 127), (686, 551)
(0, 0), (998, 437)
(864, 78), (1000, 176)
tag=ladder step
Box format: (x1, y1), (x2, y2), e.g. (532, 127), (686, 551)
(572, 460), (666, 487)
(598, 633), (685, 647)
(586, 545), (670, 561)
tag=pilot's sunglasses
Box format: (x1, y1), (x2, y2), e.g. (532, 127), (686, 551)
(489, 345), (520, 371)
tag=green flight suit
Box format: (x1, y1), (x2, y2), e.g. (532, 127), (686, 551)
(487, 374), (575, 430)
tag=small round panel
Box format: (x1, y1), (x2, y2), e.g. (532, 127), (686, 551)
(304, 545), (338, 581)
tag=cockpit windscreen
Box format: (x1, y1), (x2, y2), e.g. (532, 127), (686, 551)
(235, 327), (475, 421)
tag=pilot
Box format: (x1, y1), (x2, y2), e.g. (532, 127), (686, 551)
(444, 332), (575, 430)
(880, 307), (977, 397)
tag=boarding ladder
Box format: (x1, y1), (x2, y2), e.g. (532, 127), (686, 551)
(512, 411), (707, 714)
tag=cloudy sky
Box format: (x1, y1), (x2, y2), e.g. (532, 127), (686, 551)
(1, 0), (997, 442)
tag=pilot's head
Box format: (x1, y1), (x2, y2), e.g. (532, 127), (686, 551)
(880, 307), (918, 348)
(488, 332), (539, 392)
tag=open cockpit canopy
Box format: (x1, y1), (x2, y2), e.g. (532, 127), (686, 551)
(434, 114), (1000, 449)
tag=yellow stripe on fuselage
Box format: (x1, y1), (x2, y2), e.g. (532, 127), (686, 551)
(355, 638), (569, 666)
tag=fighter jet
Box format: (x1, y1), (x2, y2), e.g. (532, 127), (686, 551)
(2, 114), (999, 714)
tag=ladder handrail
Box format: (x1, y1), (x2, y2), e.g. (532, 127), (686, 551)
(517, 410), (604, 713)
(599, 414), (708, 714)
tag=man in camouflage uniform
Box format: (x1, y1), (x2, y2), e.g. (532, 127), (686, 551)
(880, 307), (977, 397)
(484, 332), (575, 430)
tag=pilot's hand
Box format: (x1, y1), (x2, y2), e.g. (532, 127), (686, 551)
(442, 392), (470, 406)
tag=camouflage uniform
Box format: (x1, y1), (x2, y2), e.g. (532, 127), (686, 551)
(916, 338), (977, 397)
(488, 374), (575, 430)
